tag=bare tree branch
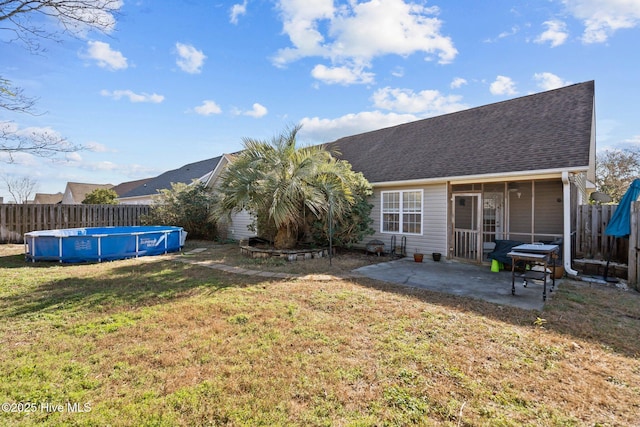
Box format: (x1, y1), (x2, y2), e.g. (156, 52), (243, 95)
(596, 148), (640, 203)
(1, 173), (38, 203)
(0, 0), (122, 51)
(0, 77), (38, 113)
(1, 121), (84, 163)
(0, 1), (121, 161)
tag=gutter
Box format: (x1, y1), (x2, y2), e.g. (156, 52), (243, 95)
(370, 166), (589, 188)
(562, 171), (580, 276)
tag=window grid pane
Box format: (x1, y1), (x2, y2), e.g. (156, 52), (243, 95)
(403, 191), (421, 212)
(382, 191), (422, 234)
(383, 192), (400, 211)
(382, 192), (401, 232)
(402, 213), (421, 234)
(383, 213), (400, 232)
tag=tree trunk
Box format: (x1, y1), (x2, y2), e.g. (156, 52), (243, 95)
(274, 227), (297, 249)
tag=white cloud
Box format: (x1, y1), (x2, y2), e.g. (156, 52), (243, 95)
(0, 150), (36, 166)
(498, 26), (520, 39)
(271, 0), (334, 66)
(372, 87), (467, 115)
(175, 42), (206, 74)
(73, 161), (157, 176)
(194, 100), (222, 116)
(490, 75), (517, 96)
(0, 121), (19, 134)
(100, 89), (164, 103)
(450, 77), (467, 89)
(242, 103), (268, 118)
(272, 0), (457, 85)
(535, 20), (569, 47)
(85, 142), (110, 152)
(65, 152), (83, 163)
(0, 122), (64, 165)
(484, 25), (521, 43)
(391, 67), (404, 78)
(299, 110), (418, 143)
(311, 64), (374, 85)
(533, 72), (572, 90)
(55, 0), (123, 36)
(92, 161), (119, 171)
(624, 135), (640, 145)
(562, 0), (640, 43)
(1, 122), (68, 148)
(230, 0), (248, 24)
(85, 41), (128, 70)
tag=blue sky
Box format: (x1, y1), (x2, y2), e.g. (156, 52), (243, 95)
(2, 0), (640, 202)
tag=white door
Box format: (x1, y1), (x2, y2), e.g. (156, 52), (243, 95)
(453, 194), (482, 262)
(482, 192), (504, 260)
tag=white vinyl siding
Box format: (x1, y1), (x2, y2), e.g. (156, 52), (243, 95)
(229, 210), (257, 240)
(366, 184), (447, 256)
(381, 190), (423, 235)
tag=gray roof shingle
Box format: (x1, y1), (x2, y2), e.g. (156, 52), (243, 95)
(112, 178), (154, 197)
(326, 81), (594, 183)
(119, 156), (223, 198)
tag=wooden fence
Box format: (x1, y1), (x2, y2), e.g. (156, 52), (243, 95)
(575, 202), (640, 287)
(0, 204), (151, 243)
(575, 204), (628, 262)
(628, 202), (640, 288)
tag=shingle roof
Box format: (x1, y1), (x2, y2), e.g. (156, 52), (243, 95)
(119, 156), (223, 198)
(33, 192), (63, 204)
(326, 81), (595, 183)
(112, 178), (154, 197)
(66, 183), (114, 203)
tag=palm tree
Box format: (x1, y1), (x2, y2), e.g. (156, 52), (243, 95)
(215, 126), (360, 249)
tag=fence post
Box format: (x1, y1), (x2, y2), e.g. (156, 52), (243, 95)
(629, 201), (638, 289)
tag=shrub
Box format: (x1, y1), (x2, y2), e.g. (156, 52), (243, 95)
(82, 188), (118, 204)
(141, 182), (217, 240)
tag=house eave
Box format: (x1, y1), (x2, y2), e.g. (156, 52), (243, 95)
(370, 166), (589, 188)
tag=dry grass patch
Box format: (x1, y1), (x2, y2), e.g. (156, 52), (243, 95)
(0, 242), (639, 426)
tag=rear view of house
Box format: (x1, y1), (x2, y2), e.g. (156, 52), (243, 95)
(327, 81), (595, 275)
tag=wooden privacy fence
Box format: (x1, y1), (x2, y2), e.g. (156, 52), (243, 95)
(628, 201), (640, 288)
(0, 204), (151, 244)
(576, 202), (640, 288)
(575, 204), (628, 262)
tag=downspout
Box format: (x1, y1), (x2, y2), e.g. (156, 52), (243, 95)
(562, 171), (579, 276)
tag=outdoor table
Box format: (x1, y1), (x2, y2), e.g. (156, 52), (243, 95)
(507, 244), (559, 301)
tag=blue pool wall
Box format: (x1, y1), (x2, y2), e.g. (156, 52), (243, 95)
(24, 226), (187, 263)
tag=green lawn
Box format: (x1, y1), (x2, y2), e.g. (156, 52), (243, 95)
(1, 243), (639, 426)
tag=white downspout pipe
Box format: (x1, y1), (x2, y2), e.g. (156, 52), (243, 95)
(562, 171), (579, 276)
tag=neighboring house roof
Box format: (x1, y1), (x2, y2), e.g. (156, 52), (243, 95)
(325, 81), (595, 184)
(119, 156), (224, 199)
(33, 192), (63, 204)
(63, 182), (114, 204)
(111, 178), (154, 197)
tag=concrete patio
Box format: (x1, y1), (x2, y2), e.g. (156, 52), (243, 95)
(177, 248), (558, 311)
(353, 256), (558, 311)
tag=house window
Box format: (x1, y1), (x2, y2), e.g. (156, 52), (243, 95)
(381, 190), (423, 234)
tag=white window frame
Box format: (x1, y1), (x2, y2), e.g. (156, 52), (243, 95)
(380, 189), (423, 235)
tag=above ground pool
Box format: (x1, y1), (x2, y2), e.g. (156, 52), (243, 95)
(24, 226), (187, 263)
